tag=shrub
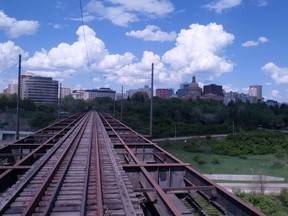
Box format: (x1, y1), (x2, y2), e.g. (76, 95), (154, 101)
(237, 192), (277, 215)
(193, 154), (206, 165)
(239, 154), (247, 159)
(279, 189), (288, 207)
(211, 156), (220, 164)
(271, 161), (285, 169)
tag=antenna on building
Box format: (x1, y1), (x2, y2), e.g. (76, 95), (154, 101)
(16, 55), (21, 140)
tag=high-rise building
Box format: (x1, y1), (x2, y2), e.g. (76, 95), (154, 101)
(202, 84), (224, 101)
(167, 88), (174, 97)
(156, 89), (169, 99)
(3, 83), (18, 94)
(176, 83), (189, 98)
(7, 83), (18, 94)
(249, 85), (262, 103)
(203, 84), (224, 96)
(21, 75), (58, 104)
(60, 86), (72, 99)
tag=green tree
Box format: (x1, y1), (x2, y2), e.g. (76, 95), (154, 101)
(131, 91), (149, 103)
(21, 98), (36, 111)
(279, 189), (288, 207)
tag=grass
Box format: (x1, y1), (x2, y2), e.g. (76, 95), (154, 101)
(159, 144), (288, 181)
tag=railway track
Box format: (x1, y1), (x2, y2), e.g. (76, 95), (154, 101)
(98, 113), (265, 216)
(0, 111), (265, 215)
(0, 111), (143, 215)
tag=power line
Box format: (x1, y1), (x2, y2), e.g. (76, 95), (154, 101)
(79, 0), (93, 89)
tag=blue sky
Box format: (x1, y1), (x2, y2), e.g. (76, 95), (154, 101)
(1, 0), (288, 102)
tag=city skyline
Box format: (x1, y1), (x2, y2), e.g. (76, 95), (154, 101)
(1, 1), (288, 102)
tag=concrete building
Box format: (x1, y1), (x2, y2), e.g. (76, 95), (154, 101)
(125, 85), (151, 99)
(224, 91), (239, 105)
(4, 83), (18, 94)
(249, 85), (262, 103)
(167, 88), (174, 97)
(202, 84), (224, 101)
(203, 84), (224, 96)
(84, 88), (116, 100)
(72, 89), (85, 100)
(176, 83), (189, 98)
(156, 89), (169, 99)
(21, 75), (58, 104)
(60, 86), (72, 98)
(72, 88), (116, 101)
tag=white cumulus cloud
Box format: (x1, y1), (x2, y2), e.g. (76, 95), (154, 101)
(203, 0), (242, 14)
(262, 62), (288, 84)
(0, 41), (27, 73)
(241, 36), (268, 47)
(126, 25), (177, 42)
(162, 23), (234, 78)
(22, 25), (138, 83)
(84, 0), (174, 26)
(23, 25), (108, 77)
(271, 90), (281, 98)
(0, 11), (39, 38)
(112, 51), (166, 85)
(16, 23), (235, 88)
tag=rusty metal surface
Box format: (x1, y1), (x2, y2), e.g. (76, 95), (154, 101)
(0, 111), (144, 216)
(0, 111), (265, 215)
(99, 113), (265, 216)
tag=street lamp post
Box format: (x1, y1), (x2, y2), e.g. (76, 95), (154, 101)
(174, 124), (176, 139)
(250, 168), (254, 192)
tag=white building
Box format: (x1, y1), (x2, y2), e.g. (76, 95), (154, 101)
(72, 90), (85, 100)
(7, 83), (18, 94)
(125, 85), (152, 99)
(21, 75), (58, 104)
(72, 88), (116, 101)
(60, 86), (72, 98)
(249, 85), (262, 103)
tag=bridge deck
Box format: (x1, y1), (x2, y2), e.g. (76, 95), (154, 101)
(0, 111), (264, 215)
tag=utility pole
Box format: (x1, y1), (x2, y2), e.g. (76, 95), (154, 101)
(120, 85), (123, 121)
(149, 63), (154, 138)
(113, 93), (116, 116)
(16, 55), (21, 140)
(58, 83), (62, 119)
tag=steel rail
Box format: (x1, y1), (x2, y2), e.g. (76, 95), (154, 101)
(99, 113), (265, 216)
(96, 112), (139, 215)
(99, 113), (183, 216)
(80, 111), (95, 216)
(21, 112), (91, 215)
(0, 113), (86, 193)
(0, 112), (90, 214)
(93, 111), (104, 216)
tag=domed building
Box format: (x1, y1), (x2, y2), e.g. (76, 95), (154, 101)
(186, 75), (202, 100)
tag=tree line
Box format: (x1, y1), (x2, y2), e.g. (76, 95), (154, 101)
(112, 92), (288, 138)
(1, 92), (288, 135)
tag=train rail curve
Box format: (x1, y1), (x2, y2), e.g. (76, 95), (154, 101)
(0, 111), (265, 215)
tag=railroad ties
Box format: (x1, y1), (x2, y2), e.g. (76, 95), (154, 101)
(0, 111), (265, 215)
